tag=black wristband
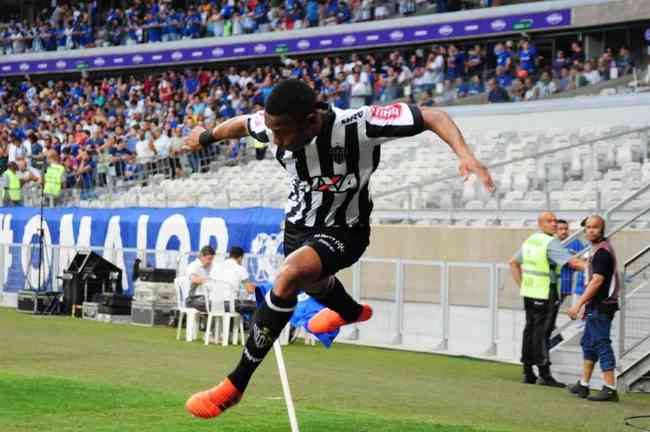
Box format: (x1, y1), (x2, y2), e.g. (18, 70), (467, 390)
(198, 130), (216, 147)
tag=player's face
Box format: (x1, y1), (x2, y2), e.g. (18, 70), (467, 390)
(265, 112), (317, 152)
(556, 223), (569, 240)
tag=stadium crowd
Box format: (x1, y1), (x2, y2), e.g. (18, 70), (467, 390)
(0, 0), (453, 54)
(0, 35), (635, 203)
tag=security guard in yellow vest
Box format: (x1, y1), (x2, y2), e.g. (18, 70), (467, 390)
(43, 151), (66, 206)
(510, 212), (586, 387)
(1, 161), (25, 207)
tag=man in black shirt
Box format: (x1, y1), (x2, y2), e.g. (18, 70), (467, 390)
(567, 215), (620, 402)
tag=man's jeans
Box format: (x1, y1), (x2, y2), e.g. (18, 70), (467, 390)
(581, 307), (616, 371)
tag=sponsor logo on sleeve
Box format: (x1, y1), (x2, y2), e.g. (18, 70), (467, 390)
(370, 103), (402, 121)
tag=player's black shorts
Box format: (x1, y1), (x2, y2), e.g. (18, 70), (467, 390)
(284, 221), (370, 278)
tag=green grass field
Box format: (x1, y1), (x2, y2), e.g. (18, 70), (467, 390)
(0, 307), (648, 432)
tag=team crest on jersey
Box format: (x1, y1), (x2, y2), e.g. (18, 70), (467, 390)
(311, 173), (358, 193)
(371, 103), (402, 121)
(330, 146), (346, 164)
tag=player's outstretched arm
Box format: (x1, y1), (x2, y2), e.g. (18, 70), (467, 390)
(420, 107), (495, 193)
(184, 115), (250, 152)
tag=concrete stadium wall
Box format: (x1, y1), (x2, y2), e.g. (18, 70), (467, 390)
(338, 225), (650, 308)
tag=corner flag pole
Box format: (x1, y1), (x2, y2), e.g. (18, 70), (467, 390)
(272, 340), (300, 432)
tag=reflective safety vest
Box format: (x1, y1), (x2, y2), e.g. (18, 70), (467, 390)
(44, 163), (65, 197)
(520, 232), (558, 300)
(3, 169), (21, 202)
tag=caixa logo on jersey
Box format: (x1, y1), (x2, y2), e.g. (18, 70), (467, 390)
(311, 174), (358, 193)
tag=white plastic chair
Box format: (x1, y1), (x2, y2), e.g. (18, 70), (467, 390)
(204, 280), (245, 347)
(175, 276), (200, 342)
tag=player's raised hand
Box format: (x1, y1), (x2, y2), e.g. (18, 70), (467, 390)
(459, 157), (496, 193)
(184, 126), (208, 152)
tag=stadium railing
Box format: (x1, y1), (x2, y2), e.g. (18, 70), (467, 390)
(19, 141), (249, 208)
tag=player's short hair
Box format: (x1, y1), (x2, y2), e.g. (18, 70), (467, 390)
(229, 246), (244, 259)
(557, 219), (568, 225)
(265, 79), (317, 118)
(200, 245), (216, 257)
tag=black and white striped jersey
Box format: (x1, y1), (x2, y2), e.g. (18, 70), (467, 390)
(246, 102), (425, 228)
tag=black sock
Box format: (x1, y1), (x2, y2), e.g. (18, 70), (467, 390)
(228, 290), (296, 392)
(309, 277), (362, 322)
(523, 364), (535, 376)
(538, 365), (551, 378)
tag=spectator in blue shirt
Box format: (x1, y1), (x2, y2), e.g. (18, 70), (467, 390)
(467, 75), (485, 96)
(553, 50), (570, 78)
(306, 0), (320, 27)
(496, 66), (513, 88)
(446, 45), (465, 80)
(519, 38), (539, 76)
(336, 1), (351, 23)
(146, 14), (162, 43)
(184, 7), (202, 39)
(556, 219), (585, 297)
(487, 78), (510, 103)
(494, 42), (512, 71)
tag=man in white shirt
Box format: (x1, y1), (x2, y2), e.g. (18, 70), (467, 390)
(153, 127), (172, 158)
(211, 246), (256, 314)
(185, 246), (216, 312)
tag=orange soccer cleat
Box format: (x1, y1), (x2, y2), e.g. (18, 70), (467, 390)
(185, 378), (242, 419)
(307, 304), (373, 334)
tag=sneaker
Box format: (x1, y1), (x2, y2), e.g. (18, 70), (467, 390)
(185, 378), (243, 419)
(587, 386), (619, 402)
(568, 381), (590, 398)
(522, 374), (538, 384)
(308, 304), (373, 334)
(537, 376), (566, 388)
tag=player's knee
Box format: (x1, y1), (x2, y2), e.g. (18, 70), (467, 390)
(273, 262), (317, 299)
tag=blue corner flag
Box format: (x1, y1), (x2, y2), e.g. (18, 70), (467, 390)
(255, 283), (339, 348)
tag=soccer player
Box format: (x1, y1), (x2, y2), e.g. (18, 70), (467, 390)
(183, 79), (495, 419)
